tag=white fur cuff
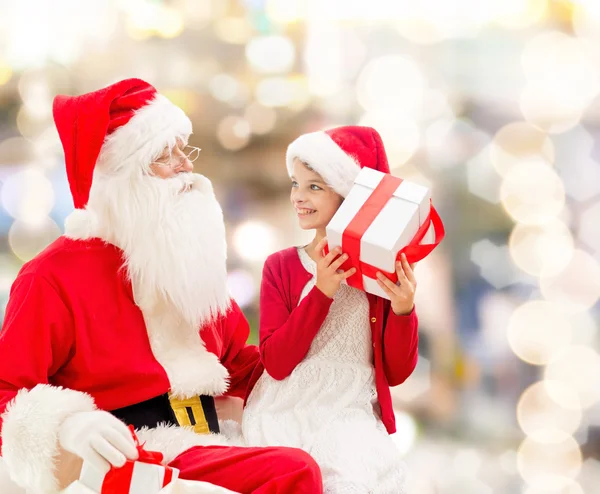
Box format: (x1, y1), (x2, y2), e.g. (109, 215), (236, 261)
(135, 424), (229, 465)
(1, 385), (96, 494)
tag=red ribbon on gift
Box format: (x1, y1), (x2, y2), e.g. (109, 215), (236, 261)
(330, 174), (445, 291)
(100, 426), (173, 492)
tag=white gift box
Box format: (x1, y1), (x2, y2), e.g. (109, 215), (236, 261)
(78, 459), (179, 494)
(326, 167), (440, 300)
(63, 478), (239, 494)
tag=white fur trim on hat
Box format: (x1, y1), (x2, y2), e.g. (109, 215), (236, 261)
(96, 94), (193, 178)
(0, 384), (96, 494)
(286, 131), (361, 197)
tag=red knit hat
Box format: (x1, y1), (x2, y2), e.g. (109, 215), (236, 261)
(286, 125), (391, 197)
(53, 78), (192, 209)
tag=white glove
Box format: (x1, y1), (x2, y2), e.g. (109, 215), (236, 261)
(58, 411), (139, 474)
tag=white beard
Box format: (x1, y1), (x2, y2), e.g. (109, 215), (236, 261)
(89, 172), (231, 330)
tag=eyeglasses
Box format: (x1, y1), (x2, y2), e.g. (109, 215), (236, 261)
(151, 146), (201, 170)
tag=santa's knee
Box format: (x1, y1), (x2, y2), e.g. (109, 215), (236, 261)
(270, 447), (322, 491)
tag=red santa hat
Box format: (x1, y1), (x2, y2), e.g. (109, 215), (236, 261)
(54, 78), (192, 208)
(286, 125), (391, 197)
(53, 78), (192, 237)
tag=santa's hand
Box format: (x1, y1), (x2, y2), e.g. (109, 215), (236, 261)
(58, 410), (139, 474)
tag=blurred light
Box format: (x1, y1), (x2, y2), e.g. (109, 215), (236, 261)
(573, 0), (600, 43)
(0, 62), (12, 85)
(233, 221), (277, 263)
(359, 112), (420, 167)
(246, 35), (295, 74)
(517, 381), (582, 444)
(470, 240), (520, 289)
(304, 21), (343, 98)
(540, 249), (600, 313)
(498, 449), (518, 475)
(544, 346), (600, 410)
(16, 106), (51, 140)
(453, 449), (483, 477)
(393, 357), (431, 401)
(255, 76), (309, 109)
(217, 116), (251, 152)
(227, 269), (257, 308)
(439, 479), (492, 494)
(466, 147), (501, 204)
(356, 56), (424, 117)
(426, 118), (487, 170)
(0, 255), (21, 293)
(214, 17), (253, 45)
(421, 89), (455, 122)
(18, 76), (52, 121)
(244, 103), (277, 135)
(8, 217), (61, 262)
(508, 219), (574, 277)
(4, 0), (117, 69)
(520, 32), (599, 134)
(179, 0), (216, 30)
(523, 480), (584, 494)
(507, 301), (573, 366)
(209, 74), (249, 106)
(490, 121), (554, 177)
(0, 137), (38, 166)
(522, 32), (600, 104)
(125, 2), (184, 39)
(579, 200), (600, 255)
(500, 158), (565, 225)
(570, 312), (598, 346)
(494, 0), (548, 29)
(391, 412), (417, 456)
(265, 0), (307, 24)
(517, 436), (582, 489)
(1, 168), (55, 225)
(561, 157), (600, 202)
(520, 85), (583, 134)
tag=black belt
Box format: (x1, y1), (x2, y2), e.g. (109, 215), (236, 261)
(110, 393), (219, 434)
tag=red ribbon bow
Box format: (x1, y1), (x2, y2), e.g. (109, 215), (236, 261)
(100, 426), (172, 493)
(128, 425), (165, 464)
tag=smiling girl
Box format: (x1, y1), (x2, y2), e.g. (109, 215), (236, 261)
(242, 126), (419, 493)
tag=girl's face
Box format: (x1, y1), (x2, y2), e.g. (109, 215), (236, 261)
(290, 158), (343, 231)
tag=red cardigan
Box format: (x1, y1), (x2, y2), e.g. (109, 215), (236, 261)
(246, 247), (419, 434)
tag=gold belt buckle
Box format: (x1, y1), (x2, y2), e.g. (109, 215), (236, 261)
(169, 395), (210, 434)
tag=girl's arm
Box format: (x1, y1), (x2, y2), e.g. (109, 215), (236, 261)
(381, 305), (419, 387)
(259, 260), (333, 380)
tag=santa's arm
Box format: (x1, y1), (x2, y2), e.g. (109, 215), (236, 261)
(218, 300), (260, 400)
(0, 274), (96, 494)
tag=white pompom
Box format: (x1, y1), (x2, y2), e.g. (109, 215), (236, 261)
(64, 209), (98, 240)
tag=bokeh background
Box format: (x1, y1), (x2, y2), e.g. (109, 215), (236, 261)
(1, 1), (600, 492)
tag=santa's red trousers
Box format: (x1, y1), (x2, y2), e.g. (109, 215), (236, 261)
(169, 445), (323, 493)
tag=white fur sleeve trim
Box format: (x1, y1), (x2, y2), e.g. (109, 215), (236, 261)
(135, 424), (229, 465)
(0, 385), (96, 494)
(286, 131), (360, 198)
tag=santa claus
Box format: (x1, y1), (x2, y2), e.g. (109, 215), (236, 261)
(0, 79), (322, 493)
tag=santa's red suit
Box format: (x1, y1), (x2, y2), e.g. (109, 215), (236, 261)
(0, 79), (322, 494)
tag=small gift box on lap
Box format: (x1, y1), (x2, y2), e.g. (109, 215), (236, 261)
(326, 167), (445, 299)
(78, 426), (179, 494)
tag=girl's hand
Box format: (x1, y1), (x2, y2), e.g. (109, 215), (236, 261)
(314, 237), (357, 299)
(376, 253), (417, 315)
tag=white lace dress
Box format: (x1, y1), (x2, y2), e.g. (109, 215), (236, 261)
(242, 247), (406, 494)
